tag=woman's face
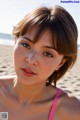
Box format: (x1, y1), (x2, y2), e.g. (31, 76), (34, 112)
(13, 28), (64, 85)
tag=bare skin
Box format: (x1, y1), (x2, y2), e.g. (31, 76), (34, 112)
(0, 76), (80, 120)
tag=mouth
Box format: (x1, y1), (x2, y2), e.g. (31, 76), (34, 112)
(21, 68), (37, 77)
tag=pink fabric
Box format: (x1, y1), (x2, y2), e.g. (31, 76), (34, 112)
(49, 89), (62, 120)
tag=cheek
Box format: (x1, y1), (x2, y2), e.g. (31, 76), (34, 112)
(42, 56), (63, 75)
(13, 46), (24, 67)
(40, 60), (59, 77)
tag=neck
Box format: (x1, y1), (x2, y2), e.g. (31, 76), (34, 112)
(13, 76), (47, 104)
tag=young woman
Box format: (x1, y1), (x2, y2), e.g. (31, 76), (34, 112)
(0, 5), (80, 120)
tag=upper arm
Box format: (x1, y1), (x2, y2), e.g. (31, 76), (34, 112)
(58, 95), (80, 120)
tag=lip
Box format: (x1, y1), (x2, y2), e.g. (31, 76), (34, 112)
(21, 68), (37, 77)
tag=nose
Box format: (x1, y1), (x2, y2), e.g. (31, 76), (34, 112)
(25, 51), (38, 66)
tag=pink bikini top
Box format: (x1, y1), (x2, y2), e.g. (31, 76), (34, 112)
(49, 88), (62, 120)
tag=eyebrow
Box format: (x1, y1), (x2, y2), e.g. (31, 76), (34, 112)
(22, 36), (33, 43)
(21, 36), (58, 52)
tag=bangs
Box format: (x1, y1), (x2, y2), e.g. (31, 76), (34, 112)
(18, 14), (58, 51)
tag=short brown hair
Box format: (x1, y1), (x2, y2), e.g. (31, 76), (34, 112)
(13, 5), (78, 86)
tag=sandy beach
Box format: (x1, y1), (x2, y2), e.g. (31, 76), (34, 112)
(0, 44), (80, 98)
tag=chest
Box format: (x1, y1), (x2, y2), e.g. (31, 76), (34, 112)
(0, 101), (53, 120)
(0, 88), (61, 120)
(0, 98), (61, 120)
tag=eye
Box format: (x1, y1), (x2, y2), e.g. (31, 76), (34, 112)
(43, 52), (53, 58)
(21, 43), (31, 49)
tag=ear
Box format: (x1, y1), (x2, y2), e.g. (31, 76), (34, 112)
(55, 59), (66, 71)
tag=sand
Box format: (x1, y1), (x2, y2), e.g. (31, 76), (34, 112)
(0, 45), (80, 98)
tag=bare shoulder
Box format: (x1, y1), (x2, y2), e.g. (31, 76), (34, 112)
(0, 75), (16, 82)
(0, 75), (16, 88)
(0, 75), (16, 109)
(58, 90), (80, 120)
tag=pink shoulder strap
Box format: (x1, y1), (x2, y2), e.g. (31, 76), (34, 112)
(49, 89), (62, 120)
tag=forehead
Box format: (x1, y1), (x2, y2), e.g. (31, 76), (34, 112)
(23, 27), (53, 46)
